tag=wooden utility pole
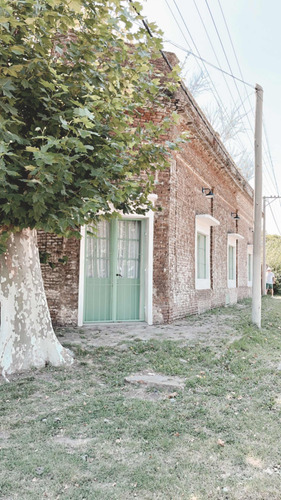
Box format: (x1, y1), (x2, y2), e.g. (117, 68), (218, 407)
(252, 84), (263, 328)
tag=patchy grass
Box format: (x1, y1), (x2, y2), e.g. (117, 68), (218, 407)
(1, 297), (281, 499)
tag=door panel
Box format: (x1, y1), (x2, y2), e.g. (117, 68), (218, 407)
(116, 220), (141, 321)
(84, 219), (144, 322)
(84, 221), (112, 321)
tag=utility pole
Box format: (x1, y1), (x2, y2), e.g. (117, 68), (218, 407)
(252, 84), (263, 328)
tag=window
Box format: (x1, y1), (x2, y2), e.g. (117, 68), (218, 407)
(227, 233), (244, 288)
(195, 214), (220, 290)
(228, 244), (235, 282)
(197, 232), (207, 279)
(247, 244), (253, 286)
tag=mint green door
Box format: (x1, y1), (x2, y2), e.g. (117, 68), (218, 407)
(84, 219), (145, 322)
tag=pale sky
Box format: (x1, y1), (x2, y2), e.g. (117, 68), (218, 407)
(140, 0), (281, 235)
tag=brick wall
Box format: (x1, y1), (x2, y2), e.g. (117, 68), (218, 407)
(151, 96), (253, 323)
(37, 231), (80, 325)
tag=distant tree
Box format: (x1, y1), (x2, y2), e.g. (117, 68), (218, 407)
(233, 149), (254, 181)
(184, 69), (210, 98)
(202, 102), (253, 180)
(266, 235), (281, 272)
(0, 0), (180, 377)
(266, 234), (281, 295)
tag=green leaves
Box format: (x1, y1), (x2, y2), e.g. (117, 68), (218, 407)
(0, 78), (16, 98)
(0, 0), (182, 249)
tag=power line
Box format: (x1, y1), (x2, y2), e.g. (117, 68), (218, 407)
(167, 1), (277, 202)
(164, 0), (255, 159)
(192, 0), (243, 106)
(263, 121), (280, 193)
(269, 203), (281, 235)
(163, 0), (250, 155)
(166, 39), (276, 192)
(164, 0), (255, 174)
(135, 0), (280, 216)
(129, 0), (253, 189)
(165, 39), (254, 89)
(138, 0), (279, 233)
(214, 0), (279, 202)
(204, 0), (255, 151)
(216, 0), (279, 203)
(165, 0), (238, 116)
(167, 0), (254, 154)
(164, 0), (257, 167)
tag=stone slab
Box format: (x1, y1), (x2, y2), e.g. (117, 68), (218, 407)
(124, 372), (185, 390)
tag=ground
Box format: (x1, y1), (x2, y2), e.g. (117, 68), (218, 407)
(1, 297), (281, 499)
(56, 305), (243, 349)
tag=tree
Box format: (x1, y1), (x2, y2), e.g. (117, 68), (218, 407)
(266, 234), (281, 295)
(266, 234), (281, 272)
(202, 102), (254, 181)
(0, 0), (180, 377)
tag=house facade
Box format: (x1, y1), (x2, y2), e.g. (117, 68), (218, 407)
(38, 52), (254, 326)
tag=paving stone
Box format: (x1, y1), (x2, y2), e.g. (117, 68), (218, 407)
(124, 372), (185, 390)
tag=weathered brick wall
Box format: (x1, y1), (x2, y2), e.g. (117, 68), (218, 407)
(152, 123), (253, 324)
(150, 52), (253, 323)
(37, 231), (80, 325)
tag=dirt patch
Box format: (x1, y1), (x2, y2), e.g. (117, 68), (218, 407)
(57, 310), (238, 350)
(246, 456), (264, 469)
(123, 386), (164, 402)
(53, 436), (93, 449)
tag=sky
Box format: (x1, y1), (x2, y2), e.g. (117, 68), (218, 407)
(139, 0), (281, 235)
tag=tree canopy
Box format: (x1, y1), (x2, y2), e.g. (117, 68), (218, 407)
(0, 0), (180, 252)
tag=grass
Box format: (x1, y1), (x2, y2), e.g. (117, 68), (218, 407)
(1, 297), (281, 499)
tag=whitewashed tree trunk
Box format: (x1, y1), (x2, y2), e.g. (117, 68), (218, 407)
(0, 228), (73, 378)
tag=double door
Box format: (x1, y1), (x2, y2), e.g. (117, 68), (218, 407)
(84, 219), (145, 322)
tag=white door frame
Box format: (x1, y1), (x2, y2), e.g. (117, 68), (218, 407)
(77, 195), (157, 326)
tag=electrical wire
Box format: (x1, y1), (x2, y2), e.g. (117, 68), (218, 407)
(166, 0), (255, 171)
(216, 0), (279, 203)
(165, 0), (236, 119)
(182, 0), (278, 209)
(139, 0), (279, 231)
(269, 203), (281, 235)
(204, 0), (254, 153)
(129, 0), (252, 192)
(133, 0), (280, 212)
(165, 39), (254, 89)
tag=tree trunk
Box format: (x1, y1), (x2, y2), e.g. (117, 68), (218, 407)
(0, 228), (73, 377)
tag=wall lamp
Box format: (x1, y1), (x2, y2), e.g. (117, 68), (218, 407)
(231, 211), (240, 220)
(202, 187), (214, 199)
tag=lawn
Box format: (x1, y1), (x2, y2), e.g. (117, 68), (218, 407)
(1, 297), (281, 499)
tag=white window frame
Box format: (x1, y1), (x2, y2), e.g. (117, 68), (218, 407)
(195, 214), (220, 290)
(227, 233), (244, 289)
(247, 244), (253, 287)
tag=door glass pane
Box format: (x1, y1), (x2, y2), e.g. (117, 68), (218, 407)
(117, 221), (140, 279)
(86, 221), (110, 278)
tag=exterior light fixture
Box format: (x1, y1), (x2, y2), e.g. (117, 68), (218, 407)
(202, 187), (214, 199)
(231, 211), (240, 220)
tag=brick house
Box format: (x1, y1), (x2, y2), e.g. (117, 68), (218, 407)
(38, 52), (254, 326)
